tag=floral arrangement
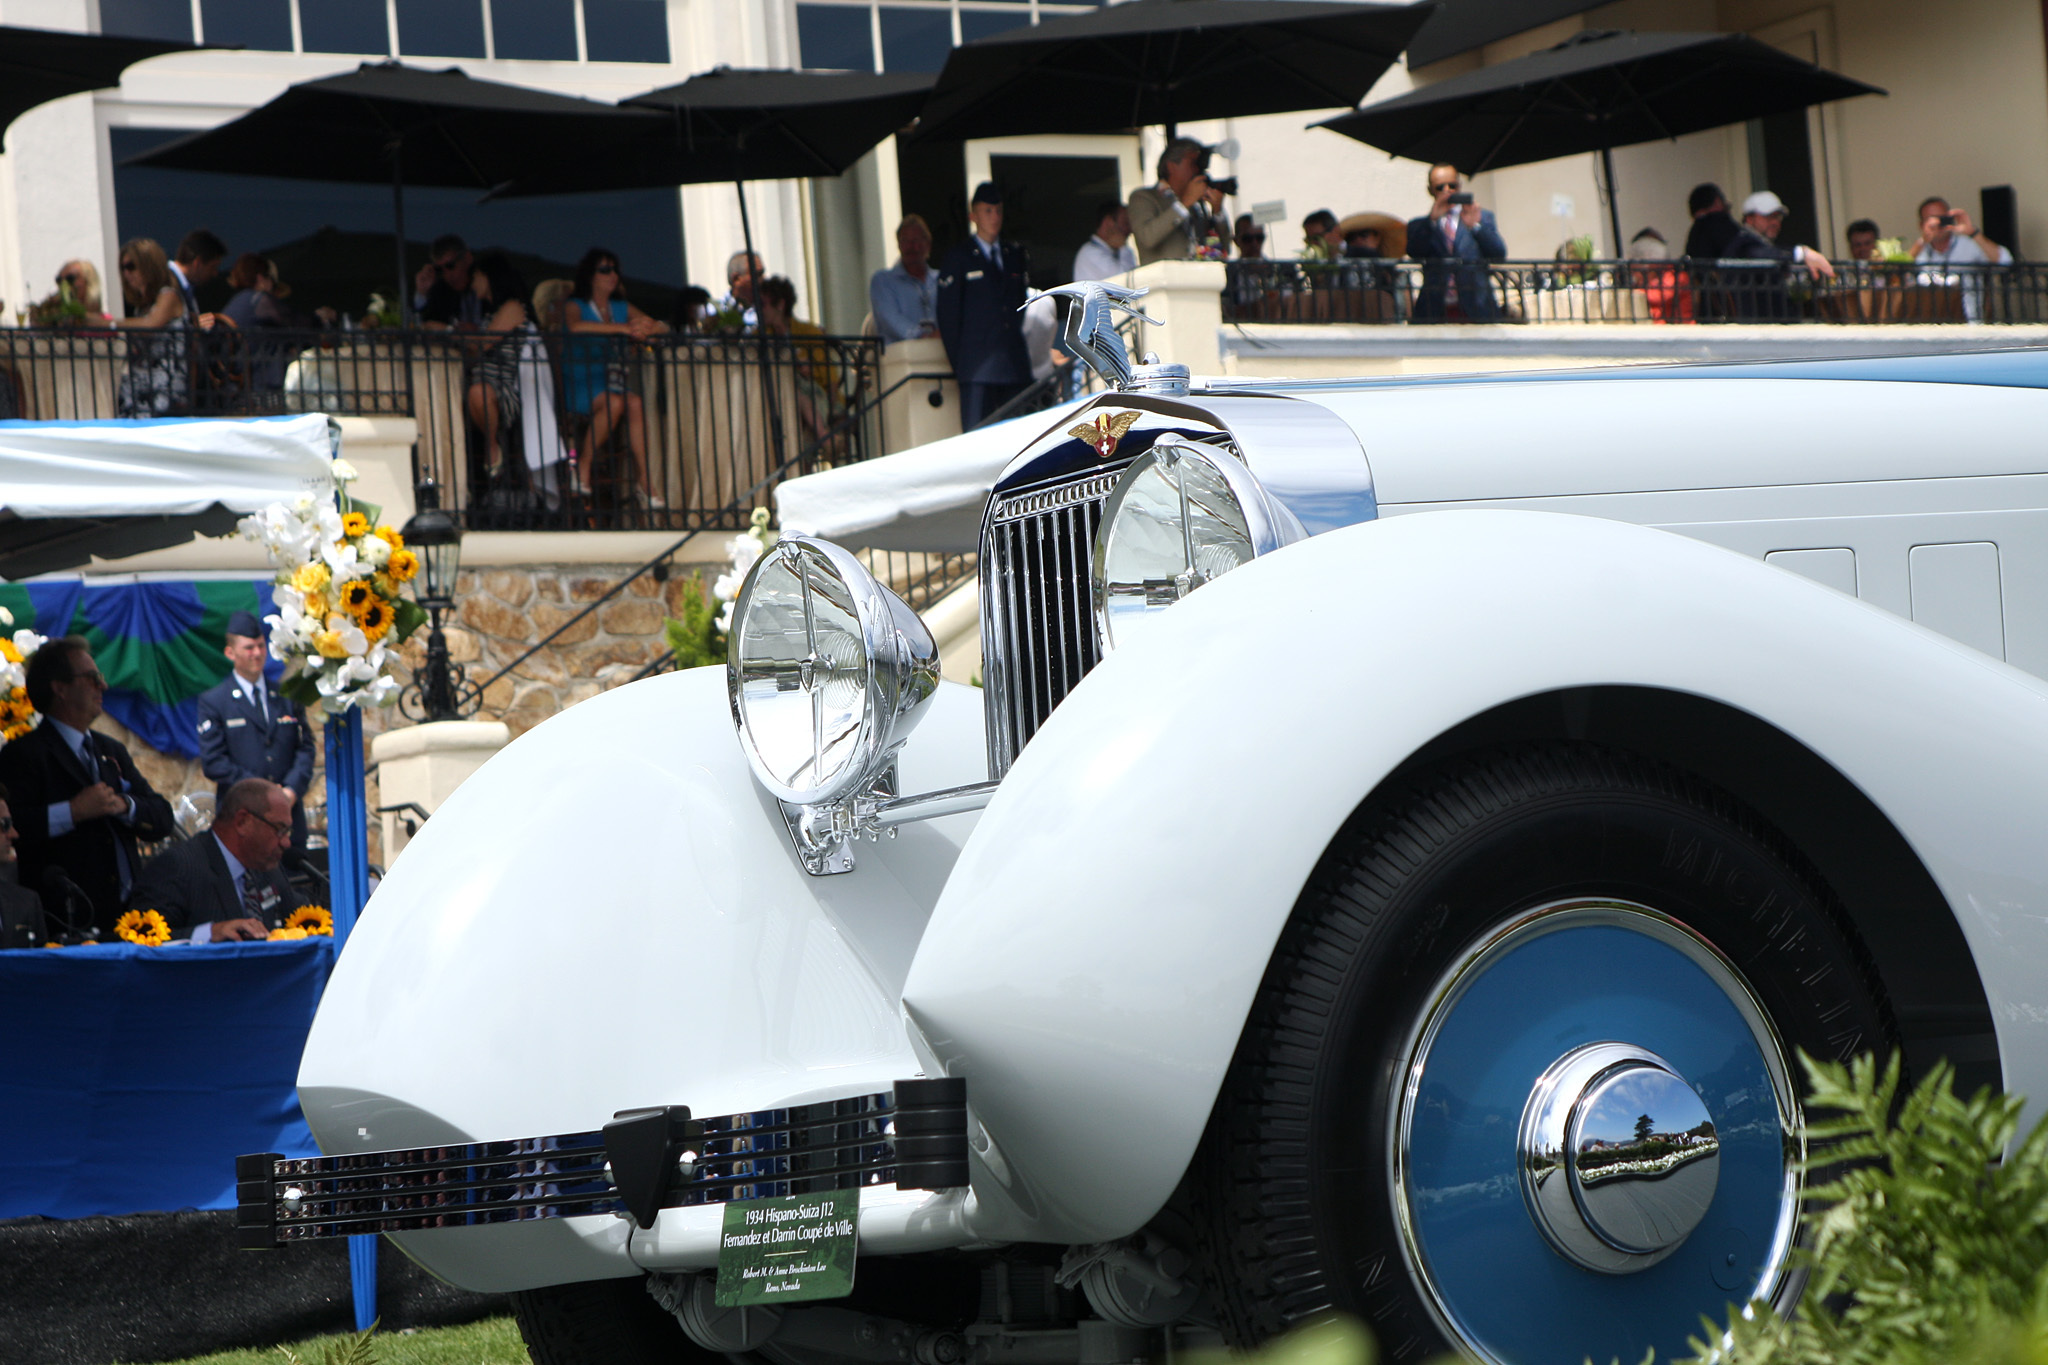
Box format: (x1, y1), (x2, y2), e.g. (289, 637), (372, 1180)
(1870, 236), (1917, 264)
(665, 508), (776, 669)
(114, 909), (171, 946)
(0, 605), (49, 748)
(287, 905), (334, 935)
(364, 292), (401, 328)
(239, 460), (426, 713)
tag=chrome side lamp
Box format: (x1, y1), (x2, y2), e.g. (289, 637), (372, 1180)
(728, 535), (992, 874)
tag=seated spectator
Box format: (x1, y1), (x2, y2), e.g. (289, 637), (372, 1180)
(132, 778), (302, 942)
(671, 285), (713, 332)
(464, 253), (534, 489)
(222, 255), (335, 394)
(32, 259), (108, 326)
(1627, 227), (1670, 260)
(0, 635), (176, 939)
(871, 214), (940, 345)
(1737, 192), (1835, 274)
(1344, 225), (1384, 258)
(531, 278), (575, 332)
(1233, 215), (1267, 260)
(1682, 183), (1739, 259)
(1072, 202), (1137, 282)
(0, 781), (50, 947)
(1846, 218), (1881, 262)
(564, 247), (667, 506)
(414, 234), (482, 329)
(721, 251), (766, 330)
(114, 237), (191, 416)
(1302, 208), (1339, 259)
(173, 230), (226, 329)
(756, 275), (843, 455)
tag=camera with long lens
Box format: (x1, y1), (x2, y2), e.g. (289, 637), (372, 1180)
(1207, 175), (1240, 198)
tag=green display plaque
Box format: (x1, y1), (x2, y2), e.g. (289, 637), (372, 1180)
(713, 1189), (860, 1306)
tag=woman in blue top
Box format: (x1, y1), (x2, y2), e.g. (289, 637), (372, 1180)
(564, 248), (669, 507)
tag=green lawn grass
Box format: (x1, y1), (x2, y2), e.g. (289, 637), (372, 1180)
(131, 1316), (527, 1365)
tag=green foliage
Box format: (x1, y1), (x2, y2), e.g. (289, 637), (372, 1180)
(391, 596), (429, 644)
(664, 572), (726, 671)
(140, 1315), (526, 1365)
(276, 1319), (380, 1365)
(278, 671), (324, 707)
(1686, 1052), (2048, 1365)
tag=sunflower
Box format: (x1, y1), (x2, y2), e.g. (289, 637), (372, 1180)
(287, 905), (334, 936)
(339, 578), (376, 615)
(293, 561), (331, 594)
(114, 908), (172, 946)
(386, 548), (420, 583)
(268, 926), (311, 941)
(356, 598), (393, 642)
(341, 511), (371, 538)
(374, 525), (404, 550)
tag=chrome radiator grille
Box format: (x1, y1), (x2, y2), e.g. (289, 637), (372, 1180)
(981, 466), (1126, 776)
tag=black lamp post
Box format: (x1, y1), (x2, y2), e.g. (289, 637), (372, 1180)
(399, 482), (471, 723)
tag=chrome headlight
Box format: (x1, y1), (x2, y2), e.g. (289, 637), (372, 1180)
(728, 535), (940, 807)
(1090, 436), (1302, 652)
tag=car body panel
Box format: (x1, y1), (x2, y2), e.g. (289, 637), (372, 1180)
(902, 509), (2048, 1246)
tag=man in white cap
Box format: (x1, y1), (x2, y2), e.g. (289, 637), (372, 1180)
(1737, 191), (1835, 276)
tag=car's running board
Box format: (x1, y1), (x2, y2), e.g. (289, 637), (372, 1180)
(235, 1077), (968, 1249)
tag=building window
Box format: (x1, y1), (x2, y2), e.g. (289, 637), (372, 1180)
(958, 10), (1030, 44)
(101, 0), (194, 42)
(491, 0), (578, 61)
(202, 0), (294, 51)
(797, 5), (876, 71)
(396, 0), (488, 58)
(878, 6), (952, 73)
(301, 0), (391, 54)
(584, 0), (670, 63)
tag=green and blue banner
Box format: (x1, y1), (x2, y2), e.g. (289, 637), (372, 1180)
(0, 579), (282, 759)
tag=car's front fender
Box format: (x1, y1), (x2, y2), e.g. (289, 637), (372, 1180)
(906, 508), (2048, 1246)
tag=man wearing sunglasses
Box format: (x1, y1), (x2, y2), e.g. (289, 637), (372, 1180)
(0, 636), (176, 938)
(412, 233), (482, 329)
(132, 779), (302, 943)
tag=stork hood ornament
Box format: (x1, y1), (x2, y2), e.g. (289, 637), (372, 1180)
(1029, 281), (1162, 392)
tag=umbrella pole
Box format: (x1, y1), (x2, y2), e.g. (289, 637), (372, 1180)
(735, 178), (788, 479)
(392, 149), (410, 325)
(1600, 144), (1623, 256)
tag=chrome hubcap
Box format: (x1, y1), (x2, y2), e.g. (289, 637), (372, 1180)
(1518, 1043), (1720, 1274)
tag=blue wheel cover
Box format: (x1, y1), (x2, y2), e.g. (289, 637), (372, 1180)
(1398, 916), (1794, 1365)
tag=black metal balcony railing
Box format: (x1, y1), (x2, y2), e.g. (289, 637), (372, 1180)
(1221, 258), (2048, 326)
(0, 326), (887, 535)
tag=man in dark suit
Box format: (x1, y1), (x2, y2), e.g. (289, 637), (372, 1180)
(936, 182), (1034, 431)
(198, 610), (315, 849)
(0, 782), (48, 947)
(131, 778), (299, 942)
(0, 636), (176, 938)
(1406, 163), (1509, 322)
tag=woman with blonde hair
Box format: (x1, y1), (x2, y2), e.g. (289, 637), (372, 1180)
(114, 237), (191, 416)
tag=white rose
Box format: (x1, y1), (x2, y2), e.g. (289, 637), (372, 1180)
(360, 534), (391, 569)
(330, 459), (360, 483)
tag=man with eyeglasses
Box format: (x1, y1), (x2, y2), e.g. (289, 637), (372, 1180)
(412, 233), (482, 329)
(132, 779), (302, 943)
(0, 636), (176, 938)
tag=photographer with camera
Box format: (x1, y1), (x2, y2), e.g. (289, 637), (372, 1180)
(1915, 195), (2010, 324)
(1129, 137), (1238, 265)
(1406, 163), (1508, 322)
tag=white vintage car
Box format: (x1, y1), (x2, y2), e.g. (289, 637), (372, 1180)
(256, 332), (2048, 1365)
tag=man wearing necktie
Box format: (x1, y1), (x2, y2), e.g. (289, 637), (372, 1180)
(935, 181), (1033, 432)
(131, 778), (299, 942)
(197, 610), (315, 851)
(0, 636), (175, 937)
(1405, 163), (1508, 323)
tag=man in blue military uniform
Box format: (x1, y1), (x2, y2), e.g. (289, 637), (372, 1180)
(197, 611), (314, 850)
(936, 181), (1033, 431)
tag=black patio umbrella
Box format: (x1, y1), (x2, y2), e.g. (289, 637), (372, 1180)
(1314, 29), (1884, 252)
(494, 67), (934, 307)
(0, 24), (203, 139)
(127, 62), (659, 318)
(909, 0), (1436, 144)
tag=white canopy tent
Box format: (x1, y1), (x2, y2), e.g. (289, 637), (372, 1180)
(0, 415), (336, 579)
(774, 400), (1088, 554)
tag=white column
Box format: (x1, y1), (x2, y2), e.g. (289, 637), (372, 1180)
(1124, 258), (1225, 376)
(369, 721), (511, 864)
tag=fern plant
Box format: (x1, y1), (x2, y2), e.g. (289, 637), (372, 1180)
(1689, 1053), (2048, 1365)
(276, 1319), (381, 1365)
(663, 573), (726, 671)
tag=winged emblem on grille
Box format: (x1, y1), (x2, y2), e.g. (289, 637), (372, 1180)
(1069, 410), (1142, 459)
(1027, 280), (1159, 390)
